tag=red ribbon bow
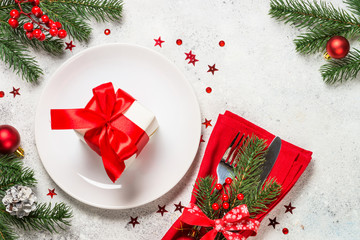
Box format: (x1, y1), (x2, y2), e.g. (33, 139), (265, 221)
(181, 203), (260, 240)
(51, 83), (149, 182)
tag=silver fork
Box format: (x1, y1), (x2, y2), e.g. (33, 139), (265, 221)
(216, 132), (248, 184)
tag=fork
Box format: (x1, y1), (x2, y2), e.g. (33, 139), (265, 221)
(216, 132), (248, 184)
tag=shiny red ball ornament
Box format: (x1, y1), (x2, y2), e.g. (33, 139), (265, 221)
(58, 29), (67, 39)
(8, 18), (19, 28)
(237, 193), (244, 200)
(225, 177), (232, 184)
(175, 237), (196, 240)
(222, 194), (229, 201)
(223, 202), (229, 209)
(326, 36), (350, 59)
(215, 183), (222, 190)
(212, 203), (220, 211)
(10, 9), (20, 19)
(0, 125), (21, 154)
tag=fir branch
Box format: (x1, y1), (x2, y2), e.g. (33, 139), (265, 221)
(320, 48), (360, 84)
(345, 0), (360, 17)
(0, 38), (42, 82)
(0, 221), (16, 240)
(0, 155), (22, 174)
(0, 203), (72, 233)
(269, 0), (360, 30)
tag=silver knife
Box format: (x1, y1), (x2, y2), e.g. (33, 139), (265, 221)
(259, 136), (282, 186)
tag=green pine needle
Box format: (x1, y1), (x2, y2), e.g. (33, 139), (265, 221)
(345, 0), (360, 17)
(0, 222), (17, 240)
(320, 48), (360, 84)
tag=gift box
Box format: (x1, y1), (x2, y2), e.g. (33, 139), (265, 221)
(50, 82), (158, 183)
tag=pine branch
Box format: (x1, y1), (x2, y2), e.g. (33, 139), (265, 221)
(0, 203), (72, 233)
(0, 155), (22, 174)
(193, 176), (220, 220)
(0, 221), (17, 240)
(0, 38), (42, 82)
(269, 0), (360, 30)
(345, 0), (360, 17)
(320, 48), (360, 84)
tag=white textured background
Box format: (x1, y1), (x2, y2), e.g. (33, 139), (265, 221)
(1, 0), (359, 239)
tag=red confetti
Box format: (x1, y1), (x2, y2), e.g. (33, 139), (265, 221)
(129, 216), (140, 228)
(47, 188), (57, 198)
(156, 205), (168, 216)
(206, 87), (212, 93)
(268, 217), (280, 229)
(65, 41), (76, 51)
(284, 202), (296, 214)
(184, 50), (198, 66)
(200, 135), (205, 143)
(282, 228), (289, 234)
(9, 87), (20, 98)
(202, 119), (212, 128)
(207, 64), (218, 75)
(219, 40), (225, 47)
(0, 91), (4, 98)
(154, 36), (165, 47)
(176, 39), (182, 45)
(104, 29), (111, 35)
(174, 201), (185, 213)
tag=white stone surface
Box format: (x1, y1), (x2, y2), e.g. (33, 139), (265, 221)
(0, 0), (359, 239)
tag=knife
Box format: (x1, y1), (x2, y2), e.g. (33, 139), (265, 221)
(259, 136), (282, 187)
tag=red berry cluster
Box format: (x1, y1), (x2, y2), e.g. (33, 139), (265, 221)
(212, 178), (245, 211)
(8, 0), (67, 41)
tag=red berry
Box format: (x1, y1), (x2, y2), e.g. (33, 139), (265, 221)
(41, 15), (49, 23)
(31, 6), (43, 17)
(237, 193), (244, 201)
(215, 183), (222, 190)
(55, 22), (62, 29)
(32, 0), (40, 6)
(38, 33), (46, 41)
(222, 202), (229, 209)
(8, 18), (19, 28)
(32, 29), (42, 39)
(26, 31), (33, 40)
(10, 9), (20, 19)
(49, 28), (58, 37)
(57, 29), (67, 39)
(212, 203), (220, 211)
(222, 194), (229, 201)
(23, 22), (34, 32)
(225, 177), (232, 184)
(46, 19), (54, 27)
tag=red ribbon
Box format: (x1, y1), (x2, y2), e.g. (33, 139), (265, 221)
(51, 82), (149, 183)
(181, 203), (260, 240)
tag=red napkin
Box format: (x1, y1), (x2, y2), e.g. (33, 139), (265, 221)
(162, 111), (312, 239)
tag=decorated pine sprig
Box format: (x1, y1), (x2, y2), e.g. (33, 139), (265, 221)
(0, 0), (123, 82)
(269, 0), (360, 84)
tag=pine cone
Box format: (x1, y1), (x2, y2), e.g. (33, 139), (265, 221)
(2, 185), (37, 218)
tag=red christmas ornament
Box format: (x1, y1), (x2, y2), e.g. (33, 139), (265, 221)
(326, 36), (350, 59)
(225, 177), (232, 184)
(215, 183), (222, 190)
(237, 193), (244, 200)
(222, 194), (229, 201)
(222, 202), (229, 209)
(212, 203), (220, 210)
(0, 125), (21, 154)
(176, 39), (182, 45)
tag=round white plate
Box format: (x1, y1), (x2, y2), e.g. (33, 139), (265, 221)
(35, 44), (201, 209)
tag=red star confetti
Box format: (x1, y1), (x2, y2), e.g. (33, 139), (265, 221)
(283, 228), (289, 235)
(202, 119), (212, 128)
(104, 29), (111, 35)
(184, 50), (198, 66)
(9, 87), (20, 98)
(65, 41), (76, 51)
(268, 217), (280, 229)
(207, 64), (218, 75)
(284, 202), (296, 214)
(188, 57), (199, 66)
(200, 135), (205, 143)
(154, 36), (165, 47)
(47, 188), (57, 198)
(174, 201), (185, 213)
(156, 205), (168, 216)
(129, 216), (140, 228)
(0, 91), (4, 98)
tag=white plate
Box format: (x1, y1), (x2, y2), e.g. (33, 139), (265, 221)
(35, 44), (201, 209)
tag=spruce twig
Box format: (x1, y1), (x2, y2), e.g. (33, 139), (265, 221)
(0, 221), (17, 240)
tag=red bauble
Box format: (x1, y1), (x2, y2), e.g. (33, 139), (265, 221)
(223, 202), (229, 209)
(8, 18), (19, 28)
(225, 177), (232, 184)
(212, 203), (220, 210)
(0, 125), (20, 154)
(10, 9), (20, 19)
(222, 194), (229, 201)
(175, 237), (196, 240)
(326, 36), (350, 59)
(237, 193), (244, 200)
(58, 29), (67, 39)
(215, 183), (222, 190)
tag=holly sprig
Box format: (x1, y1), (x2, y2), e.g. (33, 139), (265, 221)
(269, 0), (360, 84)
(0, 0), (123, 83)
(0, 154), (73, 240)
(192, 136), (282, 240)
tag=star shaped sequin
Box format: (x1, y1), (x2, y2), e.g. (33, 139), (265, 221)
(174, 201), (185, 213)
(207, 64), (218, 75)
(154, 36), (165, 47)
(65, 41), (76, 51)
(200, 135), (205, 143)
(202, 119), (212, 128)
(129, 216), (140, 228)
(188, 57), (199, 66)
(47, 188), (57, 198)
(184, 50), (198, 66)
(9, 87), (20, 98)
(284, 202), (296, 214)
(268, 217), (280, 229)
(156, 205), (168, 216)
